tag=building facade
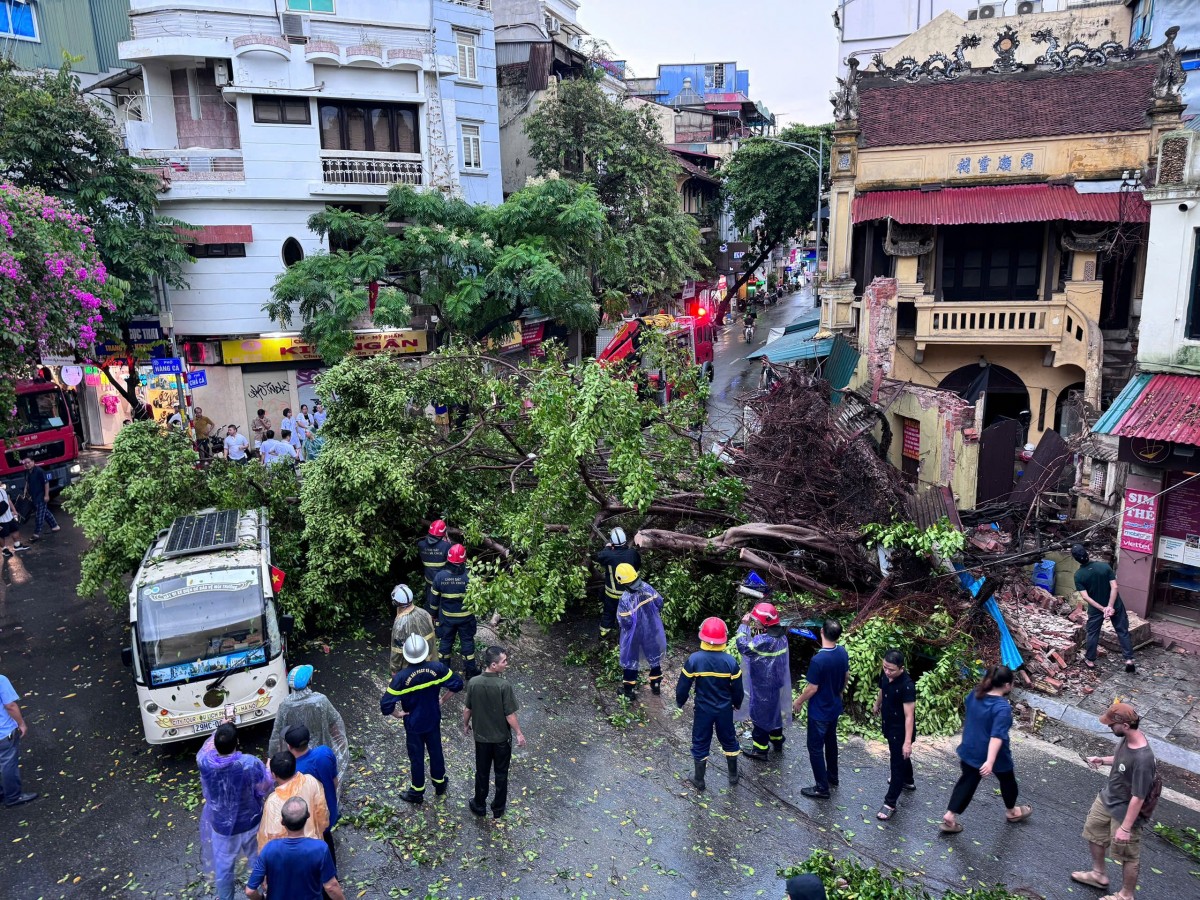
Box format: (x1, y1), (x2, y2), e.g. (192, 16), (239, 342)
(115, 0), (503, 432)
(2, 0), (131, 87)
(822, 20), (1181, 509)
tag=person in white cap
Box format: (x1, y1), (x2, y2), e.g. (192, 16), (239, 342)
(390, 584), (437, 674)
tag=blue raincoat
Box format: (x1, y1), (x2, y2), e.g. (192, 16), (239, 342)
(617, 579), (667, 670)
(197, 734), (273, 900)
(734, 623), (791, 731)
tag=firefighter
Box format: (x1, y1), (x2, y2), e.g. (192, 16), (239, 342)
(676, 617), (744, 791)
(735, 602), (791, 760)
(591, 527), (641, 639)
(431, 543), (478, 678)
(380, 635), (464, 805)
(390, 584), (437, 674)
(418, 520), (452, 607)
(615, 563), (667, 701)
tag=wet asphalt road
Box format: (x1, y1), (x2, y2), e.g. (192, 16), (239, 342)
(3, 513), (1200, 899)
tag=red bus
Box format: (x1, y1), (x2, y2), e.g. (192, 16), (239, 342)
(1, 380), (82, 497)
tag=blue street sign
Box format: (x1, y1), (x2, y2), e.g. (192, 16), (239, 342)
(151, 357), (183, 375)
(187, 370), (208, 389)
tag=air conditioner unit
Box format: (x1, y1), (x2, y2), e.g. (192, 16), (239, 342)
(280, 13), (311, 44)
(967, 3), (1003, 20)
(1015, 1), (1042, 14)
(213, 60), (230, 86)
(545, 15), (561, 34)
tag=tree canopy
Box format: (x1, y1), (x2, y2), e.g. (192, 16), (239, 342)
(719, 123), (830, 301)
(524, 73), (706, 308)
(265, 179), (608, 360)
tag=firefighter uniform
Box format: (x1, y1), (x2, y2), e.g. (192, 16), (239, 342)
(676, 644), (744, 762)
(381, 659), (464, 798)
(430, 562), (477, 677)
(418, 535), (452, 606)
(735, 623), (790, 755)
(593, 544), (641, 637)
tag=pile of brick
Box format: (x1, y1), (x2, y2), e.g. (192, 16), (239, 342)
(996, 581), (1084, 694)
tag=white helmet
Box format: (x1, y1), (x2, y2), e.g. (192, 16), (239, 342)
(609, 527), (627, 546)
(402, 634), (429, 664)
(391, 584), (414, 606)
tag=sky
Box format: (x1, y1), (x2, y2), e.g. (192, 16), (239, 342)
(576, 0), (840, 127)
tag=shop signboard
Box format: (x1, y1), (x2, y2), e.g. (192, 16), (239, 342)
(1157, 474), (1200, 564)
(220, 330), (428, 365)
(1119, 488), (1158, 555)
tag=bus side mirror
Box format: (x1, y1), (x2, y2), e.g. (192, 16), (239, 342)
(281, 615), (295, 637)
(121, 647), (133, 668)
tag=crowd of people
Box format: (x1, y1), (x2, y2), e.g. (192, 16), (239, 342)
(0, 456), (63, 559)
(216, 402), (327, 468)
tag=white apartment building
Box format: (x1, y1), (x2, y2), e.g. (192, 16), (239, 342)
(116, 0), (503, 431)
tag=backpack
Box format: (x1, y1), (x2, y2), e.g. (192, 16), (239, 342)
(1138, 761), (1163, 821)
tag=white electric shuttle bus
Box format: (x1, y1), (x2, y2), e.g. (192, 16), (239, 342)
(122, 508), (293, 744)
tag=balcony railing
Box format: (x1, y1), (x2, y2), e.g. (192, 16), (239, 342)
(914, 297), (1090, 363)
(137, 150), (245, 183)
(447, 0), (492, 9)
(320, 152), (423, 186)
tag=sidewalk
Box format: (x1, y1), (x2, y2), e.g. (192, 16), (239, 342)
(1016, 641), (1200, 774)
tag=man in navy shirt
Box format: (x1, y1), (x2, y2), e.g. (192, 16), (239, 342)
(792, 619), (849, 799)
(245, 797), (344, 900)
(285, 725), (339, 865)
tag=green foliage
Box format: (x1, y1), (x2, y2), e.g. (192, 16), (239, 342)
(646, 558), (739, 638)
(265, 179), (605, 361)
(524, 73), (706, 302)
(64, 422), (310, 622)
(781, 850), (1034, 899)
(862, 516), (966, 559)
(0, 60), (192, 325)
(1153, 822), (1200, 862)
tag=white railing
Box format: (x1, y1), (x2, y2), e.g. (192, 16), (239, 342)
(448, 0), (493, 10)
(321, 152), (423, 186)
(137, 150), (245, 182)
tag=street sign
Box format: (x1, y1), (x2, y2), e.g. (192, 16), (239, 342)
(187, 370), (208, 389)
(151, 357), (183, 375)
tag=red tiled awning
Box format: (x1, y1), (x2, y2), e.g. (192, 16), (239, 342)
(852, 184), (1148, 226)
(704, 102), (744, 112)
(1098, 374), (1200, 445)
(177, 225), (255, 244)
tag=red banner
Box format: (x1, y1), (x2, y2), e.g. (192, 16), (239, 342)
(1119, 488), (1158, 555)
(902, 420), (920, 461)
(270, 565), (287, 594)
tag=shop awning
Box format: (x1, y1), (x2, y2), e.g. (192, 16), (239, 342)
(852, 184), (1149, 226)
(177, 225), (255, 244)
(1093, 373), (1200, 444)
(746, 326), (833, 363)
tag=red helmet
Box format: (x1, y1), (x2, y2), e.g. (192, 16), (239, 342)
(429, 519), (447, 537)
(698, 617), (728, 644)
(446, 543), (466, 565)
(750, 602), (780, 627)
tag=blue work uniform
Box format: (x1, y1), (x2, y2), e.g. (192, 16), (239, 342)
(418, 535), (452, 605)
(592, 545), (641, 637)
(676, 646), (744, 761)
(381, 660), (464, 794)
(430, 562), (477, 677)
(735, 624), (790, 753)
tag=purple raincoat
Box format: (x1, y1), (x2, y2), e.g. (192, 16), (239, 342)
(197, 734), (272, 900)
(734, 623), (791, 730)
(617, 580), (667, 670)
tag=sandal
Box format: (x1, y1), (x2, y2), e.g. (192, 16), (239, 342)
(1006, 805), (1033, 823)
(939, 820), (963, 833)
(1070, 871), (1110, 890)
(876, 804), (895, 821)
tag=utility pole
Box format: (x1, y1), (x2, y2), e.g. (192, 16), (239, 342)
(757, 135), (825, 302)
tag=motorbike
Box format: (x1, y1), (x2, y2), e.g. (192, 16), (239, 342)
(743, 321), (755, 343)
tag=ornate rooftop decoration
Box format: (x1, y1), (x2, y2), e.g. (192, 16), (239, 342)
(1153, 25), (1187, 102)
(1031, 29), (1140, 70)
(831, 56), (860, 123)
(988, 26), (1024, 75)
(872, 34), (980, 83)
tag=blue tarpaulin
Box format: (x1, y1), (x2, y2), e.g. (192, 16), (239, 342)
(954, 565), (1024, 670)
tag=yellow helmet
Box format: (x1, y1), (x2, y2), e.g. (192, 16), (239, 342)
(615, 563), (639, 585)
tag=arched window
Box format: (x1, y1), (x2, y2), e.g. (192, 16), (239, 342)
(282, 238), (305, 268)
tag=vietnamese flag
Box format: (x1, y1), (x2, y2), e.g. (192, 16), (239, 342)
(270, 566), (286, 593)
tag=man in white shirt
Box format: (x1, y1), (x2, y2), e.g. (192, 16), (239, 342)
(260, 430), (298, 467)
(166, 404), (184, 431)
(223, 425), (250, 464)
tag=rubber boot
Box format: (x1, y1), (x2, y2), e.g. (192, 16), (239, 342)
(742, 745), (769, 761)
(399, 788), (424, 805)
(621, 683), (637, 703)
(433, 776), (449, 797)
(727, 757), (739, 786)
(689, 759), (707, 792)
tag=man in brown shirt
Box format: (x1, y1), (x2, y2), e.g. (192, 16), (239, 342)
(251, 409), (271, 451)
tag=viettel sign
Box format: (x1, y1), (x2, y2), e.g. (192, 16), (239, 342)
(220, 331), (428, 365)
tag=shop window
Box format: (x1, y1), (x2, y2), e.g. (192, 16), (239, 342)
(460, 123), (482, 170)
(252, 96), (312, 125)
(318, 101), (420, 154)
(456, 32), (478, 82)
(282, 238), (305, 268)
(1187, 230), (1200, 339)
(188, 243), (247, 258)
(1, 1), (38, 41)
(286, 0), (334, 11)
(940, 224), (1041, 302)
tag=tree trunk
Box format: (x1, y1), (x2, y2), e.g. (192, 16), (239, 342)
(102, 361), (152, 420)
(722, 240), (779, 310)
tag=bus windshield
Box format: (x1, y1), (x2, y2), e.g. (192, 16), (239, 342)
(138, 568), (268, 687)
(13, 388), (69, 437)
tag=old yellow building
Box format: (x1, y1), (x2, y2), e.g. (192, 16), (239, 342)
(821, 21), (1185, 509)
